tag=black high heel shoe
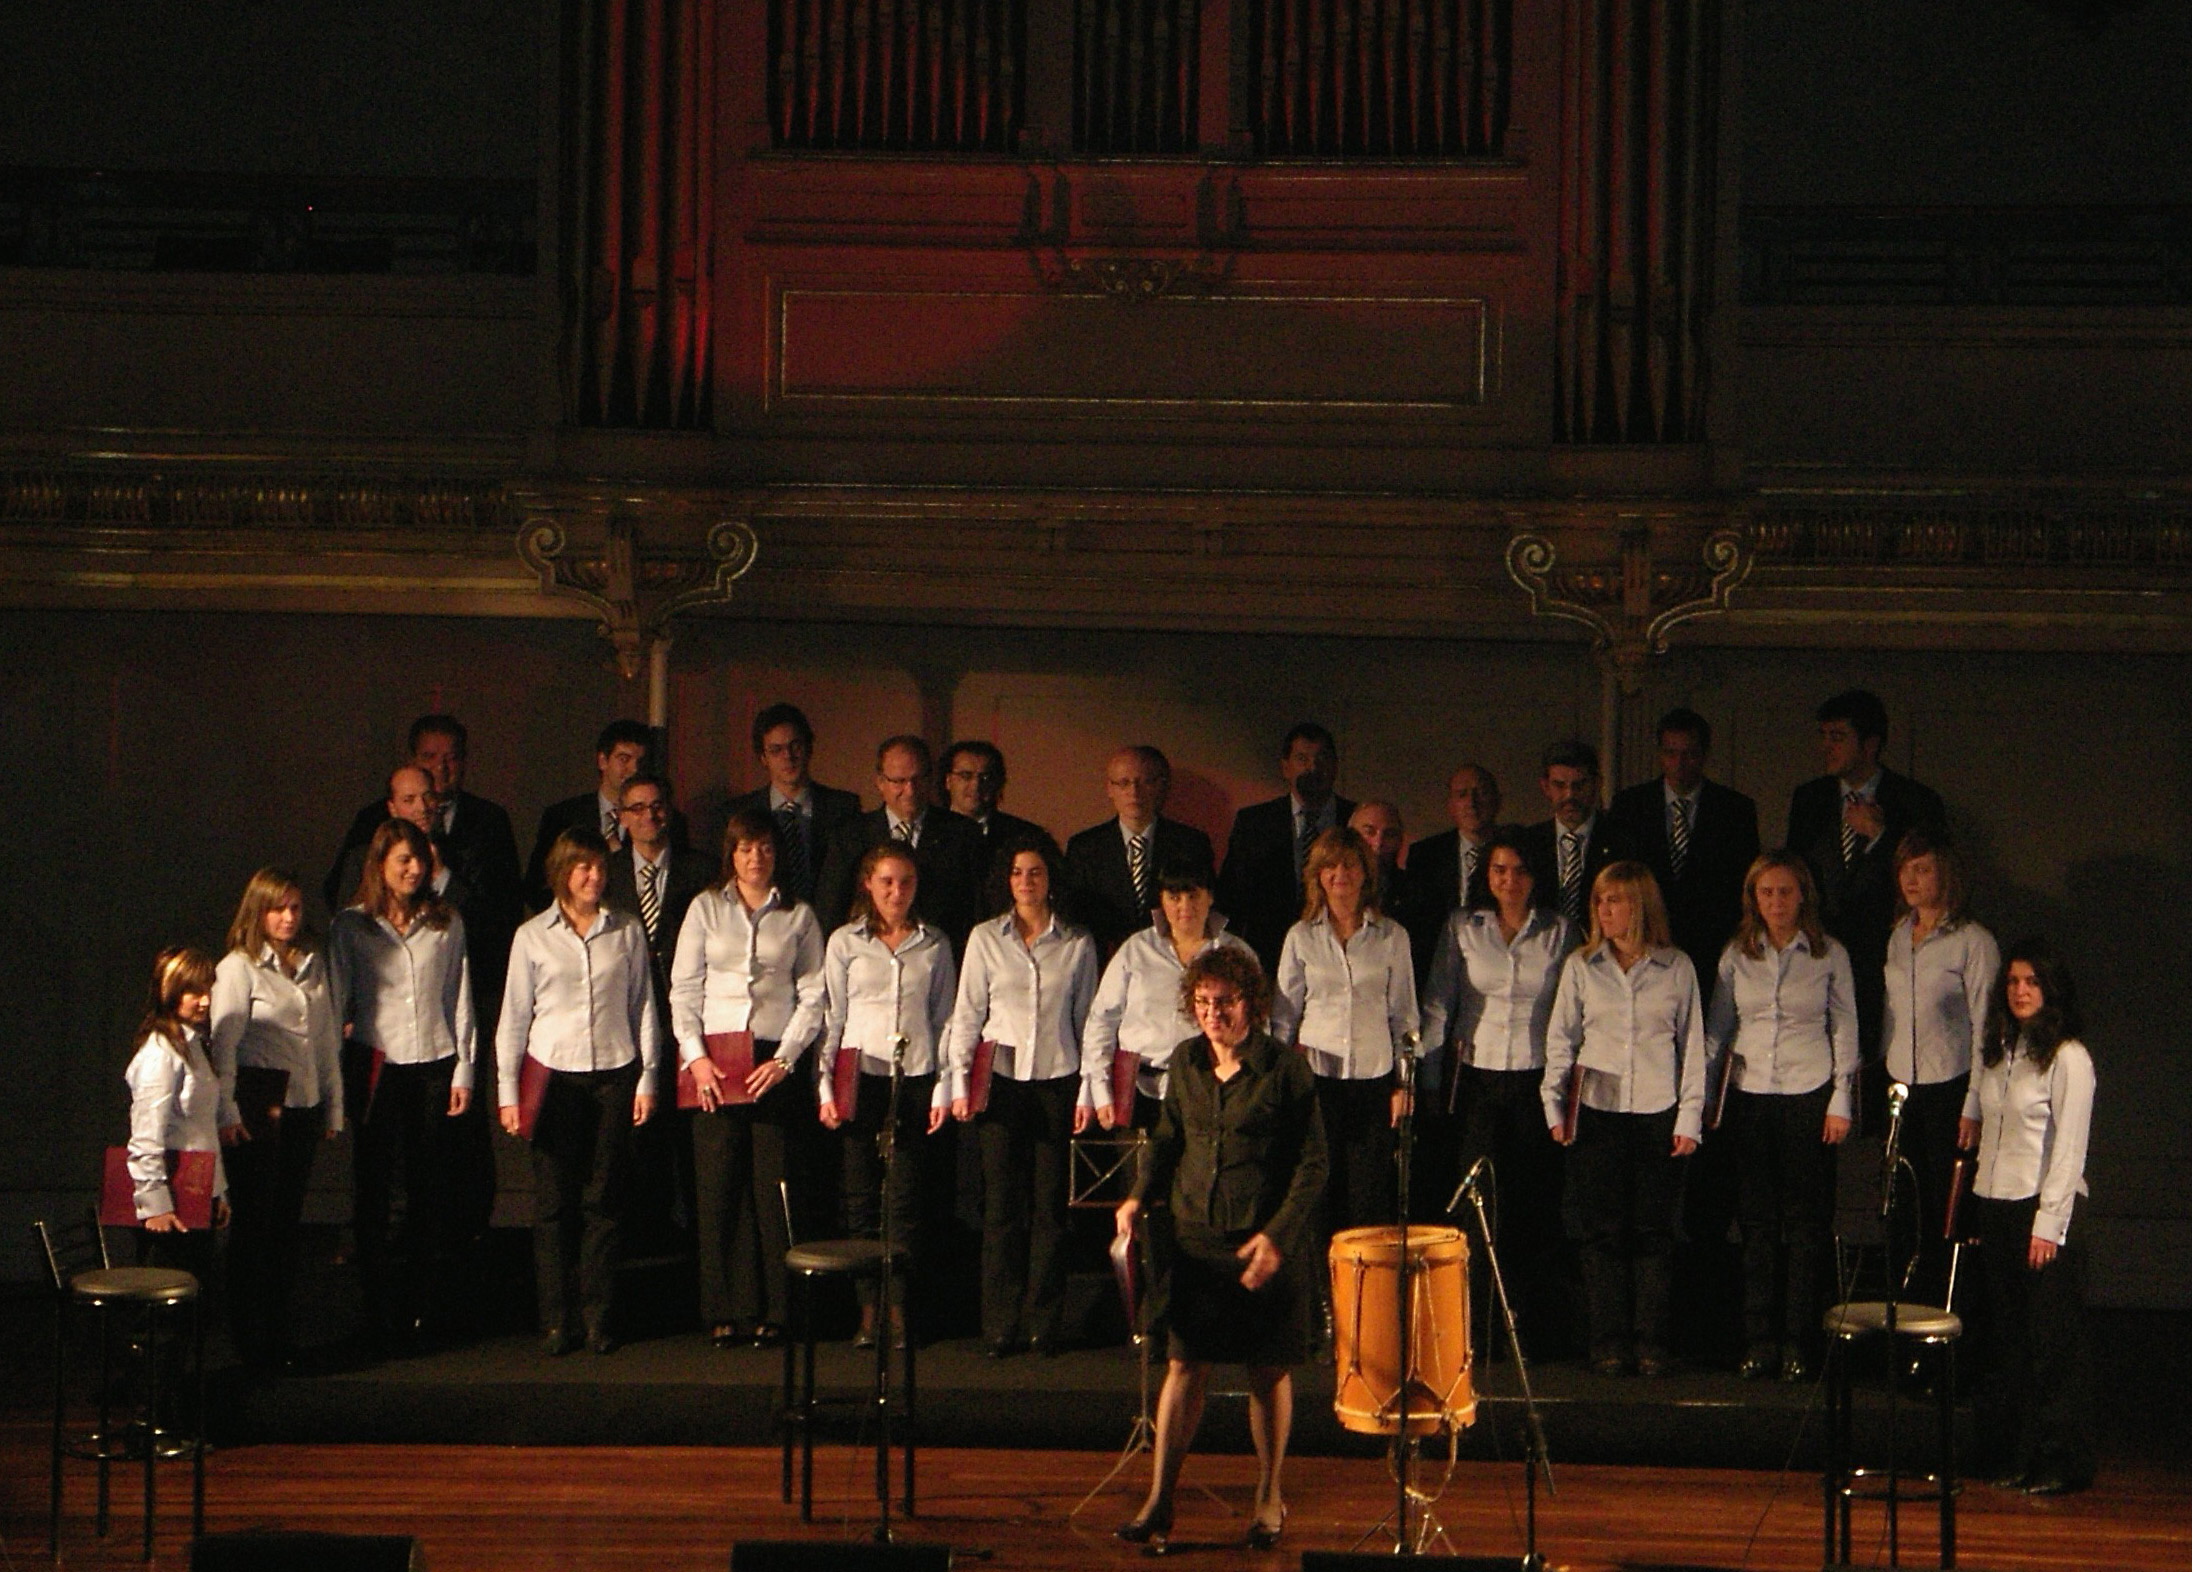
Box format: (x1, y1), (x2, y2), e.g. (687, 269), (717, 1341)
(1115, 1502), (1173, 1545)
(1246, 1499), (1287, 1549)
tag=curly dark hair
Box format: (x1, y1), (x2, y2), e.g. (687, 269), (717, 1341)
(984, 833), (1067, 919)
(1982, 936), (2086, 1073)
(1177, 945), (1272, 1032)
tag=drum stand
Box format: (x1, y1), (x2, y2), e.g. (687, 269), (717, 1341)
(1450, 1160), (1556, 1572)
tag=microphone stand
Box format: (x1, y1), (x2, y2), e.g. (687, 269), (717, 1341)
(872, 1029), (910, 1543)
(1448, 1160), (1555, 1572)
(1877, 1081), (1911, 1567)
(1391, 1040), (1418, 1554)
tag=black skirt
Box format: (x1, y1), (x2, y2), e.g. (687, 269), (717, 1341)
(1151, 1213), (1310, 1367)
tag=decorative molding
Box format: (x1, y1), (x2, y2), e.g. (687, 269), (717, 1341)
(1504, 523), (1753, 686)
(515, 504), (760, 679)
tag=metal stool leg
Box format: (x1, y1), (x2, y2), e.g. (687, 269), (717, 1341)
(95, 1305), (112, 1539)
(800, 1280), (818, 1523)
(192, 1294), (206, 1541)
(1939, 1341), (1957, 1568)
(143, 1306), (161, 1560)
(779, 1274), (798, 1504)
(50, 1296), (67, 1559)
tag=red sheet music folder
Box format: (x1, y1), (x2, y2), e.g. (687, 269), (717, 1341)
(676, 1031), (758, 1110)
(516, 1054), (552, 1140)
(830, 1048), (860, 1120)
(101, 1147), (217, 1229)
(967, 1040), (999, 1114)
(1110, 1050), (1140, 1125)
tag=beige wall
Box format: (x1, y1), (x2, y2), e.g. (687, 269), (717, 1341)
(5, 609), (2184, 1304)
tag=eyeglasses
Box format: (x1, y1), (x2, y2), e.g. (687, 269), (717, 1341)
(620, 799), (670, 817)
(1190, 993), (1245, 1013)
(946, 768), (1000, 784)
(880, 773), (925, 787)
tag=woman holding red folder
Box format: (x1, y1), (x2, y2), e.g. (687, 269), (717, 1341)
(670, 807), (826, 1349)
(125, 946), (229, 1270)
(947, 837), (1099, 1357)
(211, 867), (343, 1372)
(817, 843), (957, 1349)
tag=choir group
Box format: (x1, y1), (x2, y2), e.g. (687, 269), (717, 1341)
(114, 688), (2096, 1494)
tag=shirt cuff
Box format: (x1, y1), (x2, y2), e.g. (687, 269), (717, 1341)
(451, 1060), (475, 1094)
(137, 1185), (174, 1221)
(2033, 1203), (2073, 1246)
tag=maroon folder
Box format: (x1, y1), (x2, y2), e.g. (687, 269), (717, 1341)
(1109, 1227), (1142, 1329)
(345, 1041), (389, 1122)
(515, 1053), (552, 1140)
(1110, 1050), (1141, 1125)
(101, 1146), (218, 1229)
(966, 1039), (999, 1114)
(1709, 1054), (1739, 1132)
(1561, 1061), (1586, 1138)
(676, 1031), (758, 1111)
(830, 1047), (861, 1120)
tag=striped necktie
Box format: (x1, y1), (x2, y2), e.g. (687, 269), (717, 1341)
(1669, 797), (1693, 883)
(775, 802), (808, 900)
(1127, 831), (1153, 913)
(638, 859), (662, 942)
(1839, 791), (1861, 867)
(1559, 832), (1584, 924)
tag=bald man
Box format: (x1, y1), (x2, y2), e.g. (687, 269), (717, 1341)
(1064, 745), (1216, 957)
(1403, 765), (1503, 981)
(1348, 800), (1410, 919)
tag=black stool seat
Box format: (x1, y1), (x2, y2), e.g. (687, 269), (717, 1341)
(1822, 1298), (1963, 1568)
(786, 1240), (904, 1275)
(70, 1267), (200, 1306)
(1825, 1300), (1962, 1341)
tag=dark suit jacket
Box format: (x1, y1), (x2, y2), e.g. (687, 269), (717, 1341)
(1518, 813), (1641, 924)
(524, 790), (691, 910)
(1400, 829), (1496, 982)
(1064, 816), (1217, 958)
(604, 844), (719, 1001)
(1218, 793), (1357, 972)
(1609, 777), (1760, 1002)
(722, 781), (863, 910)
(1787, 768), (1948, 1050)
(819, 807), (988, 951)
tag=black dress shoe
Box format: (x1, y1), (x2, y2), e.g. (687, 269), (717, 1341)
(1635, 1353), (1673, 1378)
(587, 1328), (618, 1355)
(1029, 1334), (1063, 1358)
(984, 1336), (1021, 1359)
(1738, 1351), (1775, 1380)
(1987, 1468), (2030, 1491)
(542, 1326), (578, 1357)
(1245, 1500), (1287, 1549)
(1590, 1355), (1629, 1378)
(1115, 1503), (1173, 1544)
(1779, 1354), (1811, 1384)
(2022, 1472), (2089, 1497)
(750, 1322), (785, 1349)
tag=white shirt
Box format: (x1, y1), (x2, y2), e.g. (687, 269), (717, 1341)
(1420, 908), (1574, 1073)
(124, 1029), (228, 1219)
(945, 912), (1100, 1091)
(210, 946), (345, 1132)
(668, 885), (826, 1065)
(1882, 915), (2000, 1085)
(1542, 945), (1707, 1141)
(494, 904), (663, 1105)
(1081, 920), (1254, 1109)
(885, 809), (926, 847)
(1968, 1037), (2095, 1245)
(1271, 911), (1420, 1080)
(1706, 933), (1859, 1119)
(328, 907), (478, 1091)
(818, 920), (958, 1113)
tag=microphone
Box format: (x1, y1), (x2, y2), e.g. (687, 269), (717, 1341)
(889, 1032), (910, 1069)
(1445, 1154), (1491, 1215)
(1880, 1080), (1910, 1219)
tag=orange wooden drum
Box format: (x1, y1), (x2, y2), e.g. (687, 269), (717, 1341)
(1328, 1225), (1477, 1437)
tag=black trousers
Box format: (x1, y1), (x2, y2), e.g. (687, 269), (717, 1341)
(1975, 1196), (2096, 1486)
(1902, 1075), (1969, 1307)
(840, 1070), (935, 1311)
(349, 1052), (459, 1336)
(975, 1072), (1076, 1344)
(225, 1100), (325, 1364)
(1564, 1105), (1683, 1362)
(529, 1062), (638, 1337)
(1452, 1064), (1565, 1353)
(1316, 1072), (1398, 1232)
(1730, 1083), (1834, 1353)
(692, 1044), (794, 1329)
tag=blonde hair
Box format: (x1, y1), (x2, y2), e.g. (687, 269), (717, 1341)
(1581, 860), (1673, 956)
(138, 945), (217, 1047)
(543, 828), (609, 909)
(225, 867), (314, 961)
(1299, 826), (1381, 923)
(1732, 850), (1828, 960)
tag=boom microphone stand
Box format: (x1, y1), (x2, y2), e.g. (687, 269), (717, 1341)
(1448, 1157), (1556, 1572)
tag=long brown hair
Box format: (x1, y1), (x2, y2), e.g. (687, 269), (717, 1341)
(138, 945), (217, 1048)
(847, 843), (923, 930)
(1891, 829), (1970, 927)
(1299, 826), (1381, 922)
(225, 867), (315, 962)
(1982, 937), (2086, 1074)
(1731, 850), (1829, 960)
(718, 806), (782, 893)
(353, 819), (453, 930)
(1581, 860), (1674, 957)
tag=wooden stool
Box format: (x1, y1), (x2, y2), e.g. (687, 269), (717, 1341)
(36, 1214), (207, 1562)
(780, 1238), (913, 1521)
(1822, 1298), (1962, 1569)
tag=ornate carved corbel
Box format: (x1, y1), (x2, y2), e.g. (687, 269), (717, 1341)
(1504, 520), (1752, 693)
(517, 505), (759, 680)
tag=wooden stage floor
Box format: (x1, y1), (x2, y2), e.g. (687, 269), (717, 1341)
(10, 1432), (2188, 1571)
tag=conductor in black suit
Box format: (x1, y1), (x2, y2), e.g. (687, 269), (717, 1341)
(524, 719), (663, 910)
(940, 740), (1054, 881)
(1608, 709), (1760, 1004)
(819, 735), (986, 950)
(1785, 689), (1948, 1060)
(722, 701), (863, 913)
(1063, 745), (1217, 959)
(1518, 739), (1638, 929)
(1218, 722), (1355, 972)
(1402, 763), (1502, 981)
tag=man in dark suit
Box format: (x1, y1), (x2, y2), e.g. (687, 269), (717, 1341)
(1402, 763), (1503, 981)
(940, 739), (1054, 885)
(1786, 689), (1948, 1060)
(603, 772), (719, 1248)
(1218, 722), (1355, 972)
(1349, 800), (1411, 919)
(524, 719), (659, 910)
(325, 764), (462, 914)
(820, 735), (986, 950)
(721, 701), (864, 913)
(1519, 740), (1638, 931)
(1609, 708), (1760, 1003)
(1064, 745), (1217, 958)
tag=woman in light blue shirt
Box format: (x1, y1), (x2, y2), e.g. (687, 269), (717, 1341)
(1543, 861), (1704, 1376)
(1706, 851), (1856, 1382)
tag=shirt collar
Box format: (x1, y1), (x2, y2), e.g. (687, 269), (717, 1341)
(769, 784), (811, 814)
(1118, 816), (1154, 845)
(633, 844), (670, 875)
(1843, 771), (1882, 801)
(885, 808), (925, 838)
(546, 904), (612, 939)
(1558, 813), (1597, 843)
(1662, 781), (1701, 811)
